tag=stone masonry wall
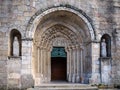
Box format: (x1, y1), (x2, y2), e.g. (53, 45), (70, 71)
(112, 0), (120, 85)
(0, 0), (120, 89)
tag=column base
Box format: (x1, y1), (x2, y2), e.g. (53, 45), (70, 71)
(76, 75), (80, 83)
(89, 73), (100, 84)
(68, 74), (72, 82)
(72, 74), (76, 83)
(35, 78), (42, 86)
(34, 74), (47, 86)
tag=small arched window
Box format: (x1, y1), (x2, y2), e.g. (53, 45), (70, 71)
(9, 29), (22, 56)
(100, 34), (111, 57)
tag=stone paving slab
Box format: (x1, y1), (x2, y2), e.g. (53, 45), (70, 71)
(99, 89), (120, 90)
(27, 84), (98, 90)
(27, 87), (120, 90)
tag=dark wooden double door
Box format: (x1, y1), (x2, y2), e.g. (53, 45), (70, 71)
(51, 57), (67, 81)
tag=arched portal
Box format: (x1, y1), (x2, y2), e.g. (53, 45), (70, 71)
(31, 7), (97, 85)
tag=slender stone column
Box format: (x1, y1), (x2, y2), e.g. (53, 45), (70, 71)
(66, 47), (69, 81)
(44, 48), (47, 83)
(42, 48), (45, 77)
(72, 46), (76, 83)
(42, 48), (46, 82)
(47, 51), (51, 82)
(66, 46), (72, 82)
(39, 48), (42, 81)
(33, 46), (37, 78)
(34, 46), (41, 86)
(47, 46), (52, 82)
(69, 47), (72, 82)
(76, 46), (80, 83)
(37, 47), (40, 73)
(45, 49), (49, 82)
(40, 47), (44, 82)
(80, 49), (84, 83)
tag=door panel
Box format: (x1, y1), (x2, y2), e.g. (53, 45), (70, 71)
(51, 57), (67, 81)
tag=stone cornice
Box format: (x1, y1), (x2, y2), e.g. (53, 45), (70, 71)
(22, 38), (33, 41)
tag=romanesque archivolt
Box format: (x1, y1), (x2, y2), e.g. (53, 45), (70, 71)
(32, 9), (94, 85)
(9, 29), (22, 57)
(39, 24), (79, 47)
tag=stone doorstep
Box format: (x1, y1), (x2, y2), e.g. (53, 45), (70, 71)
(99, 88), (120, 90)
(27, 84), (98, 90)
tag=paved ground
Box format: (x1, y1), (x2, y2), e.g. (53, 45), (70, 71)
(99, 89), (120, 90)
(27, 88), (120, 90)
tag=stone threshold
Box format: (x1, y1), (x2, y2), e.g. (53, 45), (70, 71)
(27, 83), (98, 90)
(99, 88), (120, 90)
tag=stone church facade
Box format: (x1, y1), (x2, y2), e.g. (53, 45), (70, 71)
(0, 0), (120, 89)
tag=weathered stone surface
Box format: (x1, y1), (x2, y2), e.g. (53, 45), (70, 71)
(0, 0), (120, 89)
(21, 74), (34, 89)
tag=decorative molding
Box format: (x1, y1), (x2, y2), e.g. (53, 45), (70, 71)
(39, 24), (79, 46)
(99, 57), (112, 60)
(26, 5), (96, 41)
(22, 38), (33, 41)
(8, 56), (22, 60)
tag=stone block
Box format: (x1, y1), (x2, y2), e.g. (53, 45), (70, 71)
(8, 73), (20, 79)
(8, 78), (21, 89)
(0, 0), (120, 89)
(7, 58), (21, 73)
(21, 74), (34, 89)
(0, 67), (6, 73)
(0, 60), (7, 73)
(22, 64), (31, 69)
(24, 12), (32, 17)
(0, 73), (7, 80)
(21, 69), (31, 74)
(0, 78), (7, 85)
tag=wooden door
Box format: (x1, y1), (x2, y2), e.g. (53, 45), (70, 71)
(51, 57), (67, 81)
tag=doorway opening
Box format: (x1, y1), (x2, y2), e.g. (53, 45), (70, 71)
(51, 47), (67, 81)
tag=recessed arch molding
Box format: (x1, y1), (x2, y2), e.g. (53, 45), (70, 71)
(25, 5), (96, 41)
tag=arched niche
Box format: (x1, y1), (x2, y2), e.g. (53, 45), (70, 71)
(9, 29), (22, 57)
(100, 34), (111, 57)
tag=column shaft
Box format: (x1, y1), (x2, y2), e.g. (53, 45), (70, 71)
(77, 49), (79, 75)
(67, 50), (69, 80)
(69, 49), (72, 82)
(40, 49), (43, 77)
(38, 48), (40, 73)
(48, 51), (51, 82)
(72, 46), (76, 83)
(80, 50), (83, 83)
(76, 48), (80, 83)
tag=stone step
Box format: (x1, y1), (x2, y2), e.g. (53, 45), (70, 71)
(27, 84), (98, 90)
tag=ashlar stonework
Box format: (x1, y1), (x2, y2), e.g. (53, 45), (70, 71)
(0, 0), (120, 89)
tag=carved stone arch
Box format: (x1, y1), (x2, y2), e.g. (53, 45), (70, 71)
(41, 32), (71, 48)
(35, 22), (84, 46)
(38, 24), (80, 48)
(26, 5), (96, 41)
(35, 21), (85, 41)
(52, 37), (70, 47)
(31, 5), (99, 85)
